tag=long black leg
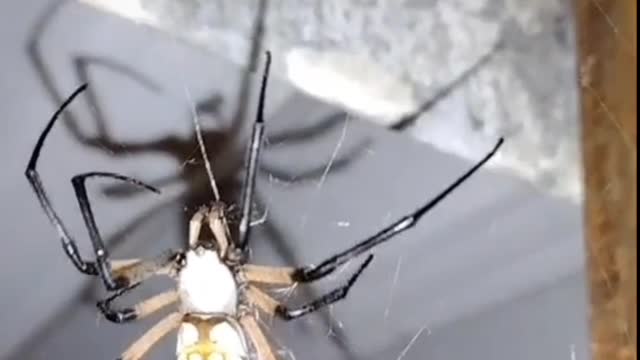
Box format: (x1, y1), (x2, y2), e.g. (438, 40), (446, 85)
(71, 171), (160, 290)
(276, 255), (374, 320)
(25, 83), (99, 275)
(238, 51), (272, 254)
(97, 283), (140, 323)
(293, 138), (505, 282)
(95, 249), (181, 323)
(25, 84), (166, 291)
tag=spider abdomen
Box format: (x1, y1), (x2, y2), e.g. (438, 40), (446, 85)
(176, 315), (248, 360)
(178, 249), (238, 314)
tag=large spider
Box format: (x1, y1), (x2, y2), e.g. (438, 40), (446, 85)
(26, 51), (503, 359)
(25, 3), (375, 355)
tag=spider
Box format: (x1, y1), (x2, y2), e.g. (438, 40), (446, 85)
(27, 0), (367, 282)
(25, 51), (504, 359)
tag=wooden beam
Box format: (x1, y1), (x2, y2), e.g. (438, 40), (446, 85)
(576, 1), (637, 359)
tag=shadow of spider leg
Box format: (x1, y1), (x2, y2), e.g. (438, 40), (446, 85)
(389, 38), (504, 131)
(259, 111), (373, 185)
(27, 0), (163, 149)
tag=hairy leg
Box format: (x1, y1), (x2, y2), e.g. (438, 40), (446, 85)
(117, 312), (182, 360)
(239, 314), (277, 360)
(246, 254), (373, 321)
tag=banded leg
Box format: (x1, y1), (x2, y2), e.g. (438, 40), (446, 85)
(244, 139), (503, 291)
(188, 204), (232, 256)
(207, 203), (231, 256)
(239, 315), (277, 360)
(246, 255), (373, 321)
(294, 138), (504, 282)
(98, 289), (179, 324)
(111, 259), (144, 269)
(188, 206), (208, 247)
(106, 249), (178, 287)
(241, 264), (296, 286)
(97, 251), (181, 323)
(238, 51), (272, 254)
(117, 312), (182, 360)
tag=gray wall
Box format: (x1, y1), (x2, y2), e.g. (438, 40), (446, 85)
(375, 272), (590, 360)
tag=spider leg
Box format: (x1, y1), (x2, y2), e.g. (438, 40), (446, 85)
(111, 259), (143, 269)
(247, 254), (373, 321)
(96, 250), (180, 323)
(295, 138), (504, 282)
(238, 51), (272, 253)
(79, 195), (183, 292)
(25, 84), (97, 275)
(109, 249), (180, 286)
(25, 84), (169, 289)
(71, 171), (161, 290)
(206, 203), (231, 256)
(265, 111), (347, 146)
(232, 0), (269, 242)
(241, 201), (360, 357)
(117, 312), (182, 360)
(186, 204), (232, 255)
(188, 206), (208, 247)
(242, 264), (297, 286)
(239, 314), (277, 360)
(103, 169), (184, 198)
(98, 289), (179, 324)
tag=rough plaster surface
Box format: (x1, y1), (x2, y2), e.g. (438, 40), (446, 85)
(80, 0), (583, 203)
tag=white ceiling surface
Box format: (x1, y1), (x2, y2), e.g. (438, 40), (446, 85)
(0, 1), (588, 360)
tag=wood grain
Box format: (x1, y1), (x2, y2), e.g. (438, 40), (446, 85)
(576, 0), (637, 359)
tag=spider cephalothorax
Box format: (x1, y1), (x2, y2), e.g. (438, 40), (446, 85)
(26, 50), (504, 359)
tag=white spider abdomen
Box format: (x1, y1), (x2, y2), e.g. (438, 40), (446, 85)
(178, 249), (237, 314)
